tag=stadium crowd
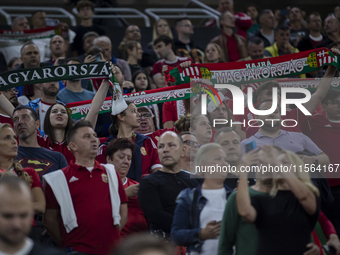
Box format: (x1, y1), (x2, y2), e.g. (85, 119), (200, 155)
(1, 0), (340, 254)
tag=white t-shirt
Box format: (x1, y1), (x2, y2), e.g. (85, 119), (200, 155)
(261, 31), (275, 46)
(39, 101), (53, 132)
(0, 237), (34, 255)
(200, 188), (227, 255)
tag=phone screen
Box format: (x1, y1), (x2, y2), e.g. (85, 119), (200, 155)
(245, 141), (256, 153)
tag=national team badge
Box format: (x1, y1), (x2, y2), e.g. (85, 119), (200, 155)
(101, 174), (108, 183)
(155, 136), (159, 140)
(140, 147), (147, 156)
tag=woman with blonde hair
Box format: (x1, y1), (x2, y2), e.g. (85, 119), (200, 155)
(153, 19), (173, 41)
(0, 123), (45, 214)
(237, 145), (320, 255)
(204, 43), (225, 63)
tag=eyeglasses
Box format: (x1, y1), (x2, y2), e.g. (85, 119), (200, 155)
(128, 29), (141, 33)
(183, 140), (201, 148)
(139, 113), (153, 119)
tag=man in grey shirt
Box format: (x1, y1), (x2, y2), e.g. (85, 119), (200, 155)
(57, 58), (96, 104)
(241, 100), (330, 166)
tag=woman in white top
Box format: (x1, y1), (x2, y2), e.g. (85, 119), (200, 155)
(171, 143), (233, 255)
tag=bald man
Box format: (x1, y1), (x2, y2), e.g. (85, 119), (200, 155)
(0, 176), (64, 254)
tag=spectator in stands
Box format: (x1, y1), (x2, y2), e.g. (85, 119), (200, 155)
(122, 81), (135, 94)
(57, 58), (96, 103)
(112, 233), (175, 255)
(11, 105), (68, 183)
(132, 70), (151, 92)
(153, 19), (173, 41)
(31, 11), (51, 62)
(12, 16), (30, 31)
(211, 11), (248, 62)
(7, 57), (22, 71)
(204, 43), (225, 63)
(298, 12), (324, 52)
(93, 36), (132, 81)
(39, 102), (75, 163)
(205, 0), (252, 39)
(240, 100), (330, 167)
(124, 25), (142, 42)
(288, 7), (308, 47)
(133, 107), (156, 136)
(237, 146), (320, 255)
(43, 120), (128, 254)
(45, 35), (67, 65)
(172, 143), (232, 255)
(0, 16), (30, 65)
(153, 36), (193, 88)
(0, 88), (19, 126)
(27, 81), (63, 135)
(72, 0), (106, 56)
(87, 81), (162, 181)
(214, 127), (255, 189)
(252, 9), (276, 48)
(179, 131), (200, 174)
(218, 145), (326, 255)
(106, 138), (148, 237)
(264, 25), (300, 56)
(0, 176), (64, 255)
(119, 41), (144, 76)
(335, 4), (340, 20)
(138, 131), (199, 238)
(14, 42), (49, 98)
(124, 25), (158, 69)
(189, 114), (212, 145)
(174, 18), (204, 63)
(0, 123), (45, 214)
(31, 11), (47, 30)
(317, 14), (340, 48)
(206, 100), (247, 140)
(239, 37), (267, 61)
(78, 31), (99, 62)
(245, 4), (261, 37)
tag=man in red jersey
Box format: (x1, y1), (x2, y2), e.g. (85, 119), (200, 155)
(43, 120), (128, 255)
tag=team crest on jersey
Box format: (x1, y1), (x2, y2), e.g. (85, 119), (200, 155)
(140, 147), (147, 156)
(101, 174), (108, 183)
(155, 136), (159, 140)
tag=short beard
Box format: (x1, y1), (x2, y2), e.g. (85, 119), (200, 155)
(42, 88), (58, 97)
(11, 101), (19, 108)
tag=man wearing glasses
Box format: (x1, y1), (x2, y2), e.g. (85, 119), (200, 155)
(0, 88), (19, 126)
(180, 132), (201, 174)
(134, 107), (156, 136)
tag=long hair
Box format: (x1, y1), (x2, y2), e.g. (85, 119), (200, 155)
(118, 41), (139, 61)
(0, 123), (32, 186)
(203, 43), (225, 63)
(174, 114), (191, 132)
(270, 149), (320, 196)
(152, 19), (173, 41)
(44, 103), (75, 146)
(132, 70), (151, 91)
(109, 101), (135, 137)
(206, 100), (232, 127)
